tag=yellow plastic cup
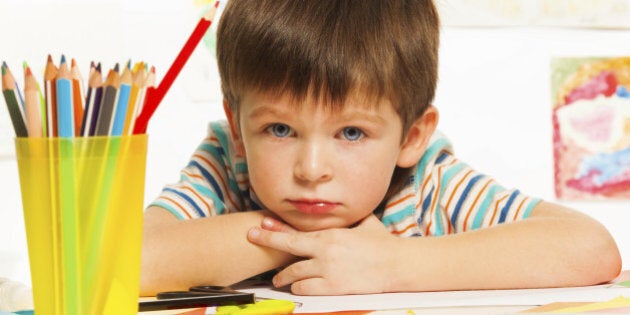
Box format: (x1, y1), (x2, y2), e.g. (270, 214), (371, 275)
(14, 135), (148, 315)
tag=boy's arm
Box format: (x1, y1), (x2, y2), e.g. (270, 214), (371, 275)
(139, 206), (296, 296)
(248, 201), (621, 295)
(390, 201), (621, 292)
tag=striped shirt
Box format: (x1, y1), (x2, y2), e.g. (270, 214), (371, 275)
(150, 120), (540, 236)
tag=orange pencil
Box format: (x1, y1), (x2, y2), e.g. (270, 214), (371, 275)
(71, 58), (85, 136)
(44, 54), (58, 137)
(24, 66), (43, 137)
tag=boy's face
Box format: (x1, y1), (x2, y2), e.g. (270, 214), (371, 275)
(232, 91), (413, 232)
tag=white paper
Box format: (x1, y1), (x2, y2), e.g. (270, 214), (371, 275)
(234, 283), (630, 313)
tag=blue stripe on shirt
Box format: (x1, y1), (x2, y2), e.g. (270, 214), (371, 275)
(471, 184), (500, 230)
(189, 160), (225, 201)
(418, 186), (434, 227)
(164, 187), (206, 217)
(381, 204), (415, 226)
(498, 190), (520, 223)
(451, 174), (483, 228)
(188, 180), (226, 215)
(415, 138), (450, 190)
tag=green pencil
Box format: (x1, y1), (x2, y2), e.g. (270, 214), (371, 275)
(2, 62), (28, 137)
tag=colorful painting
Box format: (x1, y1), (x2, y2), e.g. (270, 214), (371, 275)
(552, 57), (630, 199)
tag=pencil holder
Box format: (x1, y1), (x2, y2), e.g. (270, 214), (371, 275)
(14, 135), (148, 315)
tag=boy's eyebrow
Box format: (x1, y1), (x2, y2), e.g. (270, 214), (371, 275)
(247, 104), (389, 125)
(334, 110), (389, 125)
(247, 105), (290, 119)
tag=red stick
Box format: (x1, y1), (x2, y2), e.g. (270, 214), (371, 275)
(134, 1), (220, 134)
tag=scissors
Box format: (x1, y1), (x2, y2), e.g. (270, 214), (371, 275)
(139, 285), (296, 314)
(156, 285), (248, 299)
(139, 285), (255, 312)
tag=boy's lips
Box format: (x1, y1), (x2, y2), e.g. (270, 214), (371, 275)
(289, 199), (340, 215)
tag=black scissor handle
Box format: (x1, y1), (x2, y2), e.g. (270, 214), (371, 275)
(189, 285), (239, 293)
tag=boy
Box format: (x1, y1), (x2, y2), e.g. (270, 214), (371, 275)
(140, 0), (621, 296)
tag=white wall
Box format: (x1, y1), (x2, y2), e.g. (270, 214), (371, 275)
(0, 2), (629, 286)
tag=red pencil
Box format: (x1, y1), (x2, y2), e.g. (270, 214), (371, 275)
(133, 0), (220, 134)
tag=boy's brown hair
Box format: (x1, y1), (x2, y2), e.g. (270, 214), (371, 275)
(216, 0), (440, 200)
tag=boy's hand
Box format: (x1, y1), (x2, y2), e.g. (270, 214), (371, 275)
(247, 215), (397, 295)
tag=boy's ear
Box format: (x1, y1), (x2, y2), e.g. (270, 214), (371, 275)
(397, 106), (439, 168)
(223, 99), (246, 157)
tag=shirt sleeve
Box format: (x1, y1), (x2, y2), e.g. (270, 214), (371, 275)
(148, 121), (252, 220)
(381, 131), (541, 237)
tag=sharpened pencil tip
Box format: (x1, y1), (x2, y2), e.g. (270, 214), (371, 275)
(215, 1), (220, 8)
(113, 63), (120, 73)
(22, 61), (28, 69)
(47, 54), (53, 63)
(60, 54), (67, 64)
(2, 61), (7, 69)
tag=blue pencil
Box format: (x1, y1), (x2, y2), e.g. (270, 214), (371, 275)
(56, 55), (74, 138)
(110, 68), (132, 136)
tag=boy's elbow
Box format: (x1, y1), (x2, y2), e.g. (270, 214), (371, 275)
(571, 221), (622, 286)
(587, 229), (622, 284)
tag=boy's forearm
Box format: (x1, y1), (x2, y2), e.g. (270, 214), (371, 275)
(388, 202), (621, 292)
(140, 207), (295, 296)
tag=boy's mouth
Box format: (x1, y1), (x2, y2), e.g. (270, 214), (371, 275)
(289, 199), (340, 215)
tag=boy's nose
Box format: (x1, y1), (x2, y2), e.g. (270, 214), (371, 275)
(293, 141), (333, 183)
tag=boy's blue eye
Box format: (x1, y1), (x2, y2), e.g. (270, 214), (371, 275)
(342, 127), (363, 141)
(269, 123), (292, 137)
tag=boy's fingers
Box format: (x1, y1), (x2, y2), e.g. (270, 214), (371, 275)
(247, 227), (313, 257)
(261, 217), (297, 233)
(272, 259), (319, 288)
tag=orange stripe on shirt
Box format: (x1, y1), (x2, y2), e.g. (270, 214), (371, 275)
(424, 164), (443, 236)
(462, 178), (491, 232)
(162, 196), (193, 219)
(443, 169), (474, 234)
(488, 194), (509, 226)
(182, 170), (204, 180)
(181, 185), (212, 215)
(512, 197), (527, 221)
(390, 222), (417, 235)
(193, 153), (240, 211)
(386, 193), (414, 210)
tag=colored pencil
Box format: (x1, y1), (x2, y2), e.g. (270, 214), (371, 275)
(71, 58), (85, 136)
(24, 66), (43, 137)
(81, 63), (103, 137)
(133, 0), (219, 134)
(1, 62), (28, 137)
(94, 65), (120, 136)
(56, 58), (81, 313)
(23, 61), (47, 136)
(45, 54), (58, 137)
(123, 63), (145, 135)
(56, 55), (74, 138)
(110, 67), (132, 136)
